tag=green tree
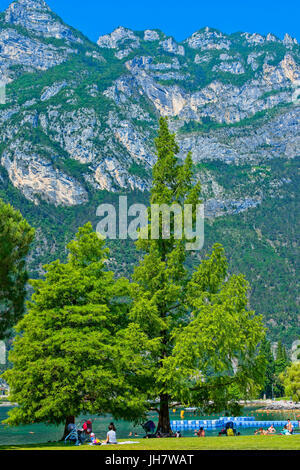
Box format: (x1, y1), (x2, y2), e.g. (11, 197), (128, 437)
(0, 199), (35, 340)
(260, 338), (275, 399)
(274, 341), (290, 397)
(280, 362), (300, 402)
(2, 224), (155, 437)
(130, 118), (266, 433)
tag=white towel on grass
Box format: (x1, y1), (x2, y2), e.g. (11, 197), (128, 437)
(102, 441), (140, 445)
(118, 441), (140, 445)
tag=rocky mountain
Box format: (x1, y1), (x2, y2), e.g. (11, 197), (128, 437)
(0, 0), (299, 344)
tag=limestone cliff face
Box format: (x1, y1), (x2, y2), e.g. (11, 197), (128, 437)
(123, 52), (300, 124)
(5, 0), (80, 42)
(0, 0), (79, 84)
(0, 28), (73, 83)
(97, 26), (140, 52)
(1, 142), (88, 206)
(0, 0), (299, 214)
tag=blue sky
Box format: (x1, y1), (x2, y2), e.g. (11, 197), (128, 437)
(0, 0), (299, 43)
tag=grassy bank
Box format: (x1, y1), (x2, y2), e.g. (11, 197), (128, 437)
(1, 435), (300, 451)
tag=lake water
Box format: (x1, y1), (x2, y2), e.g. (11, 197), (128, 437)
(0, 405), (299, 446)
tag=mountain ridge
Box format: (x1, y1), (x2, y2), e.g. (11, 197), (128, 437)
(7, 0), (299, 43)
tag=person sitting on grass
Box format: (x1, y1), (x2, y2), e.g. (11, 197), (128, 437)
(197, 427), (205, 437)
(226, 427), (235, 436)
(267, 425), (276, 434)
(225, 421), (237, 436)
(282, 425), (291, 436)
(286, 419), (294, 434)
(104, 423), (118, 444)
(90, 433), (101, 446)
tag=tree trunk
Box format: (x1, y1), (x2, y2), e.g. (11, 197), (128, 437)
(61, 416), (75, 440)
(157, 394), (171, 434)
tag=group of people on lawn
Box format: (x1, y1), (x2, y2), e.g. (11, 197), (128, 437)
(193, 419), (295, 438)
(67, 420), (117, 446)
(68, 417), (295, 445)
(254, 419), (294, 436)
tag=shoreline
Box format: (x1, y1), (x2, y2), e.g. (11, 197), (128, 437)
(241, 400), (300, 411)
(1, 400), (300, 411)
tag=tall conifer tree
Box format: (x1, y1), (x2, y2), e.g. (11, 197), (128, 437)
(260, 338), (275, 399)
(130, 118), (265, 433)
(0, 199), (34, 339)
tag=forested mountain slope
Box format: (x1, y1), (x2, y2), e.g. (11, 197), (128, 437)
(0, 0), (299, 344)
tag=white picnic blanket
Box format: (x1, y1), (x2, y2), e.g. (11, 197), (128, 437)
(101, 441), (140, 445)
(118, 441), (140, 445)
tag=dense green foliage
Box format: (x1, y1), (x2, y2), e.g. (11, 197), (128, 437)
(259, 338), (276, 399)
(0, 10), (298, 349)
(1, 120), (266, 433)
(259, 338), (291, 398)
(0, 199), (35, 340)
(180, 104), (293, 134)
(280, 362), (300, 402)
(0, 154), (298, 346)
(0, 5), (298, 437)
(129, 118), (265, 432)
(273, 341), (291, 397)
(197, 158), (300, 345)
(128, 162), (151, 179)
(2, 224), (155, 429)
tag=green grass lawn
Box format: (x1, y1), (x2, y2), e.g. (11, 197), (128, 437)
(1, 435), (300, 451)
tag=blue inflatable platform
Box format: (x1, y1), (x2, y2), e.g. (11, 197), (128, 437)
(171, 416), (299, 431)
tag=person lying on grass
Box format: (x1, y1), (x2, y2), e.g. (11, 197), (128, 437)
(255, 428), (268, 435)
(255, 426), (277, 436)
